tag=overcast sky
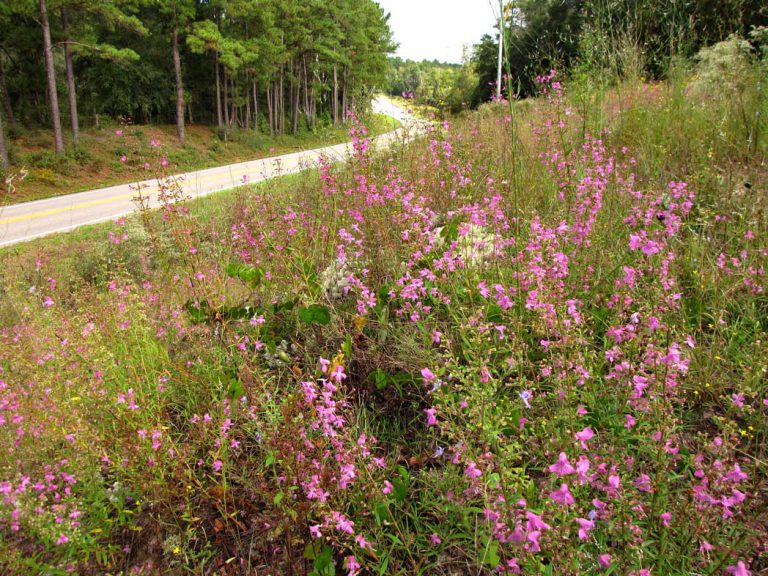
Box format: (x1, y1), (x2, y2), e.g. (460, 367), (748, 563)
(376, 0), (498, 64)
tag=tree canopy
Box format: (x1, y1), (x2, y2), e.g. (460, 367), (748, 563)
(0, 0), (395, 155)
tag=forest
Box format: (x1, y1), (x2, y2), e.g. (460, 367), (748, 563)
(381, 1), (768, 111)
(0, 0), (394, 169)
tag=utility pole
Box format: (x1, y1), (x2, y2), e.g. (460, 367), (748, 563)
(496, 0), (504, 100)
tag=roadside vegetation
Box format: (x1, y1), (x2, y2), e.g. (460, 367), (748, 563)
(0, 0), (394, 199)
(0, 113), (399, 203)
(1, 21), (767, 573)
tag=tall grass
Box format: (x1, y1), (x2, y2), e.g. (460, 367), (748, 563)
(0, 52), (766, 575)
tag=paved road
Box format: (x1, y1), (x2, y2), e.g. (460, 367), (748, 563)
(0, 97), (419, 247)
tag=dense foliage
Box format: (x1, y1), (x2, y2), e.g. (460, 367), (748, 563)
(0, 0), (394, 163)
(385, 57), (477, 114)
(471, 0), (768, 102)
(1, 45), (766, 573)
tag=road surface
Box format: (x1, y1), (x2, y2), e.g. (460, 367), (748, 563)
(0, 96), (419, 247)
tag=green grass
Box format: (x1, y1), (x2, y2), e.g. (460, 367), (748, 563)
(1, 67), (766, 575)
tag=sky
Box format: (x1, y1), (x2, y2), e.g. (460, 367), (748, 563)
(375, 0), (499, 64)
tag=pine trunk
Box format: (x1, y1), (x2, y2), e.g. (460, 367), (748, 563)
(333, 64), (339, 126)
(172, 27), (185, 144)
(252, 78), (259, 132)
(215, 55), (223, 128)
(279, 66), (285, 135)
(0, 102), (8, 169)
(342, 66), (348, 124)
(223, 68), (230, 128)
(267, 84), (274, 136)
(40, 0), (64, 154)
(0, 60), (17, 132)
(290, 60), (298, 135)
(302, 55), (310, 128)
(245, 77), (251, 131)
(60, 8), (79, 146)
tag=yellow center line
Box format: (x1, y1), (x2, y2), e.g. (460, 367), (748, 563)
(0, 163), (277, 226)
(0, 143), (353, 227)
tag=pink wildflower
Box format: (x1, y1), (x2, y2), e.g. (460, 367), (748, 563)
(465, 461), (482, 479)
(575, 427), (594, 449)
(576, 517), (594, 539)
(549, 452), (576, 476)
(550, 483), (575, 506)
(726, 562), (750, 576)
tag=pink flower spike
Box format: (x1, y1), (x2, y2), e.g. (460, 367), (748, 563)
(430, 533), (442, 545)
(550, 483), (575, 506)
(575, 427), (594, 449)
(465, 461), (482, 479)
(425, 408), (437, 427)
(726, 561), (751, 576)
(598, 554), (612, 568)
(56, 533), (69, 545)
(660, 512), (671, 527)
(309, 525), (322, 538)
(525, 511), (551, 531)
(421, 368), (436, 382)
(344, 555), (361, 576)
(549, 452), (576, 477)
(575, 517), (594, 539)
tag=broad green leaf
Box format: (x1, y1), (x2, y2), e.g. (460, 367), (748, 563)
(299, 304), (332, 325)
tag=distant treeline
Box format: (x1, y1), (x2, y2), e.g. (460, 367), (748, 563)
(0, 0), (394, 163)
(473, 0), (768, 103)
(383, 0), (768, 115)
(385, 57), (477, 114)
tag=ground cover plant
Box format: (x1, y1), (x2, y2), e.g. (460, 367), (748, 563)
(1, 51), (767, 575)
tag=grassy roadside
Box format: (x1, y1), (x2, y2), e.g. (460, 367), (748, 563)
(0, 169), (314, 261)
(0, 112), (400, 204)
(0, 65), (766, 574)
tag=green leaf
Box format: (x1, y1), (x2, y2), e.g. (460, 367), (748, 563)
(299, 304), (332, 325)
(373, 369), (389, 390)
(311, 545), (334, 575)
(184, 300), (212, 324)
(486, 303), (504, 324)
(482, 537), (500, 568)
(392, 465), (410, 502)
(226, 262), (264, 288)
(272, 297), (299, 314)
(374, 501), (389, 525)
(273, 491), (284, 506)
(227, 379), (245, 400)
(342, 334), (353, 359)
(440, 219), (460, 243)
